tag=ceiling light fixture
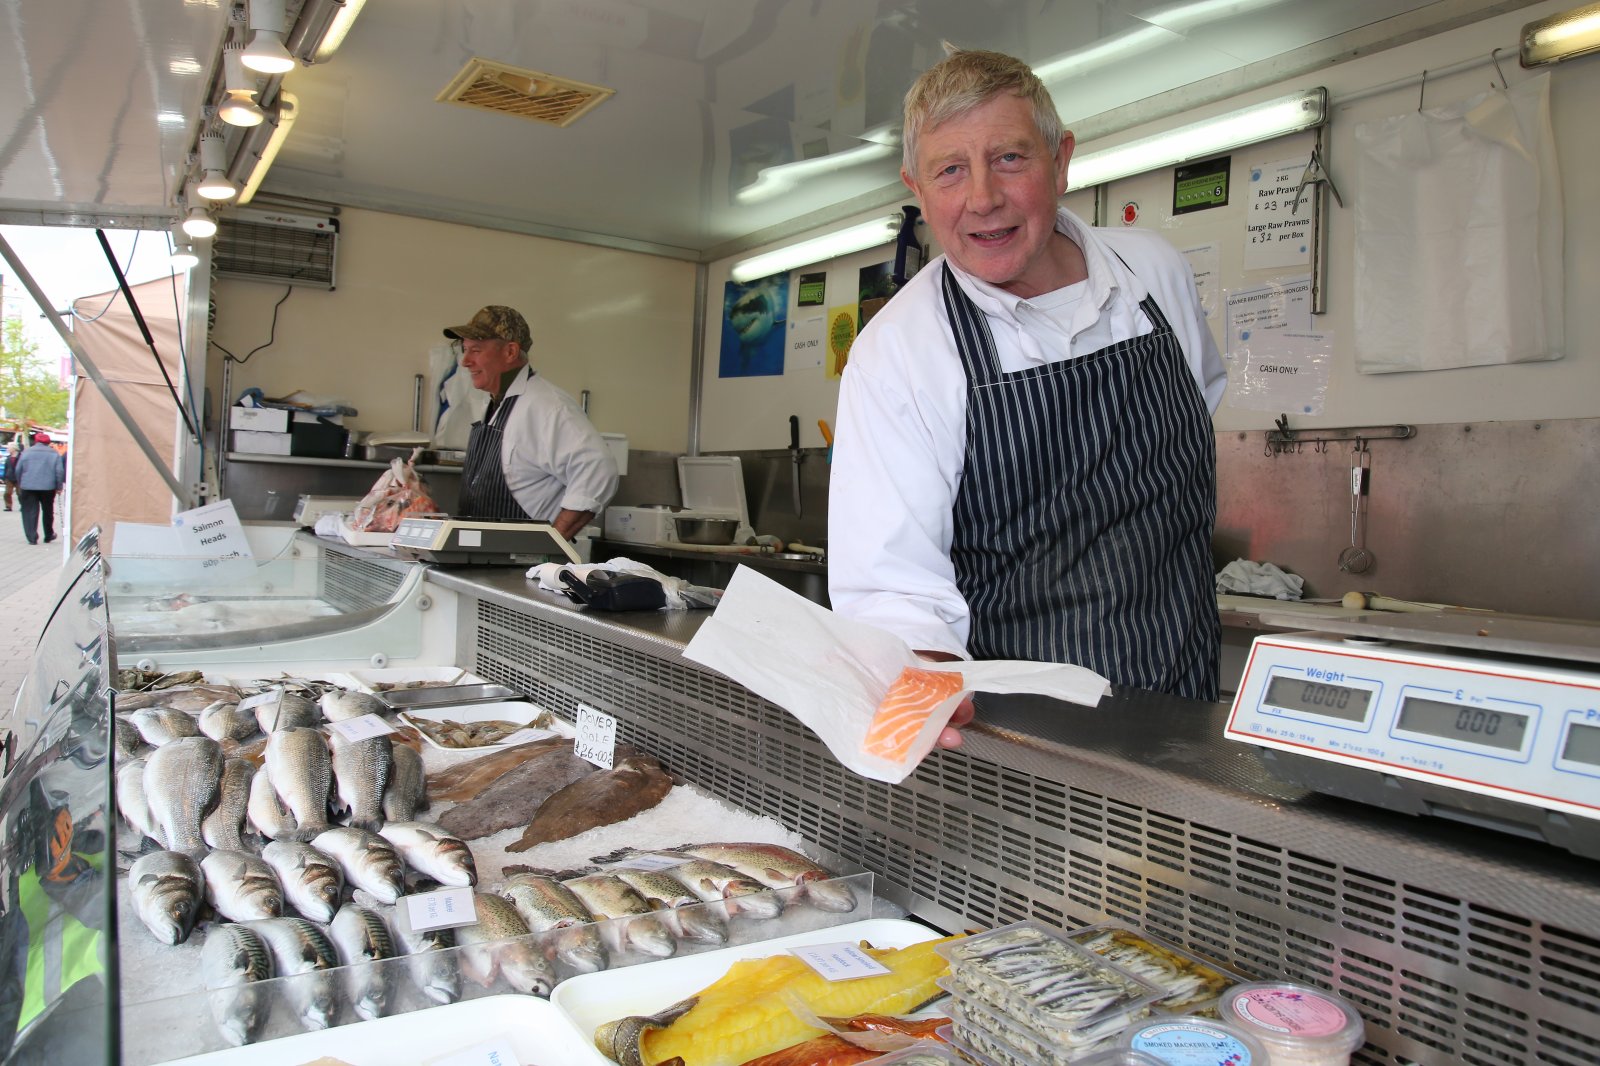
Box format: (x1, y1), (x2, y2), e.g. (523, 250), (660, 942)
(182, 183), (218, 237)
(242, 0), (296, 73)
(729, 215), (903, 284)
(286, 0), (368, 64)
(196, 134), (239, 199)
(1035, 0), (1289, 83)
(169, 225), (200, 270)
(219, 45), (266, 126)
(1521, 1), (1600, 65)
(237, 91), (300, 204)
(1068, 87), (1327, 189)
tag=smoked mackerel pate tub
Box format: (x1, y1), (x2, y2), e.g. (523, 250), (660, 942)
(1116, 1015), (1269, 1065)
(1217, 980), (1366, 1065)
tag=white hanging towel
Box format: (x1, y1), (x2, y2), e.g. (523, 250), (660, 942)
(1353, 73), (1562, 373)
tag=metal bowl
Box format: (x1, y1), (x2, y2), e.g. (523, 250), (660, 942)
(673, 516), (739, 545)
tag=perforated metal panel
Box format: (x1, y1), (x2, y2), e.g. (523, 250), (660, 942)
(318, 545), (408, 612)
(461, 594), (1600, 1066)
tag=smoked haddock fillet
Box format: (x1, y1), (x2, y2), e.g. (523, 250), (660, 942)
(861, 667), (965, 762)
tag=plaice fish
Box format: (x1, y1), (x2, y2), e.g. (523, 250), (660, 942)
(593, 849), (785, 921)
(377, 821), (476, 887)
(311, 827), (406, 904)
(129, 849), (203, 944)
(455, 892), (554, 996)
(247, 764), (296, 841)
(143, 735), (223, 856)
(614, 868), (728, 946)
(246, 916), (341, 1031)
(130, 707), (199, 746)
(682, 842), (856, 913)
(329, 730), (391, 833)
(116, 756), (160, 848)
(202, 849), (285, 921)
(262, 840), (345, 923)
(500, 872), (608, 975)
(329, 905), (397, 1021)
(507, 753), (672, 851)
(320, 688), (388, 722)
(265, 726), (333, 842)
(562, 873), (677, 959)
(198, 700), (259, 744)
(382, 743), (426, 821)
(365, 891), (460, 1005)
(246, 687), (320, 733)
(425, 736), (577, 803)
(435, 741), (600, 840)
(200, 922), (274, 1047)
(203, 757), (255, 851)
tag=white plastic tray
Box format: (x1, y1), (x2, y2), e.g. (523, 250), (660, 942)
(400, 701), (567, 751)
(166, 994), (603, 1065)
(552, 917), (942, 1047)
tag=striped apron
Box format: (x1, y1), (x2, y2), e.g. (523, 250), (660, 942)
(459, 391), (533, 521)
(943, 263), (1220, 700)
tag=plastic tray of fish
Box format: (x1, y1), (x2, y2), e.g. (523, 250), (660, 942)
(934, 920), (1162, 1048)
(552, 914), (931, 1043)
(938, 979), (1079, 1065)
(1064, 920), (1249, 1014)
(399, 702), (560, 750)
(377, 682), (521, 709)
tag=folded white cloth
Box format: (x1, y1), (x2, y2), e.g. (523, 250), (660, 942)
(1216, 559), (1305, 600)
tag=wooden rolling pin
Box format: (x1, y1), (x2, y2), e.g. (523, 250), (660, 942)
(1341, 592), (1486, 613)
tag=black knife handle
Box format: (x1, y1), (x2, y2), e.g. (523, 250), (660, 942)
(789, 415), (800, 451)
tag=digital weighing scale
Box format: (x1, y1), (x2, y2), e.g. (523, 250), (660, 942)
(1227, 616), (1600, 859)
(390, 518), (579, 566)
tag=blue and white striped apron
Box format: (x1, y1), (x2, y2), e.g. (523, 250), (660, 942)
(459, 392), (532, 521)
(943, 263), (1220, 700)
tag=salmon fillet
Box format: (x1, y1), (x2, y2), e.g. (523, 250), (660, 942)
(862, 666), (966, 761)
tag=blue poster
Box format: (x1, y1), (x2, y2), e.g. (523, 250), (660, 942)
(720, 273), (788, 378)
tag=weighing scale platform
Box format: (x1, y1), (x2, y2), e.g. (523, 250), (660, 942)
(390, 518), (579, 566)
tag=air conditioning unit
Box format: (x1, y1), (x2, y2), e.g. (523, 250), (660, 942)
(215, 207), (339, 289)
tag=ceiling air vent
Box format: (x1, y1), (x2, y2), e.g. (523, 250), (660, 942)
(437, 58), (614, 127)
(215, 208), (338, 289)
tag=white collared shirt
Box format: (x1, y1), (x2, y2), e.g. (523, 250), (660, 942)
(827, 206), (1226, 658)
(497, 366), (619, 520)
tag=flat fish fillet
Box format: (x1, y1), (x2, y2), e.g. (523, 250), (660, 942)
(861, 667), (965, 761)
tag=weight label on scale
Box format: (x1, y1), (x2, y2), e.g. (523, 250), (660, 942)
(575, 704), (617, 768)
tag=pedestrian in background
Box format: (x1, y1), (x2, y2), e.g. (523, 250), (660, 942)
(1, 440), (17, 511)
(14, 433), (65, 545)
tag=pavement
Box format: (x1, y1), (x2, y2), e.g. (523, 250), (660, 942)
(0, 493), (70, 717)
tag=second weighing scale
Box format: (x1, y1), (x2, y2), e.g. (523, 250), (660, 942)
(390, 518), (578, 566)
(1227, 614), (1600, 859)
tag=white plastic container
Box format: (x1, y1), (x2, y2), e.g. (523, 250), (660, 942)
(1217, 981), (1366, 1065)
(1117, 1015), (1270, 1065)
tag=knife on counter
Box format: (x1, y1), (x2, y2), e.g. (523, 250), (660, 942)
(789, 414), (803, 517)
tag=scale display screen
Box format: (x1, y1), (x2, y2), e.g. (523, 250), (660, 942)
(1562, 722), (1600, 767)
(1396, 696), (1529, 752)
(1264, 674), (1372, 722)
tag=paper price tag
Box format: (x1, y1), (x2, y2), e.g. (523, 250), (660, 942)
(425, 1036), (520, 1066)
(607, 853), (686, 872)
(327, 713), (397, 742)
(405, 887), (478, 932)
(502, 727), (557, 746)
(790, 942), (891, 981)
(574, 704), (616, 768)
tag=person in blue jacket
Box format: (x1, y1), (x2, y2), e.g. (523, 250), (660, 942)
(14, 433), (66, 545)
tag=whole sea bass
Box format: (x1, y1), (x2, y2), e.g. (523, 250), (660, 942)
(128, 850), (203, 944)
(200, 923), (274, 1047)
(116, 756), (160, 848)
(328, 730), (391, 833)
(202, 757), (255, 851)
(247, 764), (296, 841)
(130, 707), (199, 746)
(378, 821), (476, 887)
(201, 850), (285, 922)
(265, 727), (333, 841)
(143, 736), (223, 856)
(246, 687), (320, 733)
(262, 840), (345, 923)
(382, 743), (427, 822)
(312, 827), (406, 904)
(247, 917), (342, 1031)
(198, 700), (259, 744)
(500, 873), (608, 975)
(329, 905), (397, 1021)
(320, 688), (388, 722)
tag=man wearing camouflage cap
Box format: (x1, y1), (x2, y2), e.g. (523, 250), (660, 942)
(444, 305), (617, 538)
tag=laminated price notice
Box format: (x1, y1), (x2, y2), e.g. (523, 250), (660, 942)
(327, 713), (397, 742)
(574, 704), (617, 768)
(405, 887), (477, 932)
(607, 853), (686, 872)
(791, 942), (891, 981)
(425, 1036), (521, 1066)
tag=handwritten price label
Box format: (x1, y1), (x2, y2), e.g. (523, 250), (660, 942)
(328, 714), (397, 742)
(574, 704), (617, 769)
(791, 943), (891, 981)
(405, 887), (477, 932)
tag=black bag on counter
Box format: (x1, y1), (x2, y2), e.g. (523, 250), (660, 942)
(559, 569), (668, 611)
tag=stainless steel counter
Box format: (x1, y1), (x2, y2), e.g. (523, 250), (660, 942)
(417, 560), (1600, 1066)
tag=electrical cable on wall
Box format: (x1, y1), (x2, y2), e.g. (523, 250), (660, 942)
(215, 285), (292, 365)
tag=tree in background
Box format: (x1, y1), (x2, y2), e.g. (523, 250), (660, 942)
(0, 317), (69, 427)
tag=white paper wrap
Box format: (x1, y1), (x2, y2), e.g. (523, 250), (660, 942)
(684, 567), (1110, 783)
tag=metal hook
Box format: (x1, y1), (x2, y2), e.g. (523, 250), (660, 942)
(1418, 69), (1428, 112)
(1315, 438), (1327, 454)
(1265, 438), (1276, 459)
(1491, 48), (1509, 90)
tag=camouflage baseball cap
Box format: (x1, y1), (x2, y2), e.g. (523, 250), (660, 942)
(443, 305), (531, 350)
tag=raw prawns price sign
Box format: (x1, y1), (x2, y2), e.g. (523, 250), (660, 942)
(575, 704), (617, 769)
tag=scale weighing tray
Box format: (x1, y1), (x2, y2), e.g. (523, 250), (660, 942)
(390, 518), (579, 566)
(1227, 625), (1600, 859)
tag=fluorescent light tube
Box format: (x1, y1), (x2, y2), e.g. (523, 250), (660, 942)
(729, 216), (901, 283)
(1521, 1), (1600, 66)
(238, 92), (299, 205)
(1069, 88), (1326, 188)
